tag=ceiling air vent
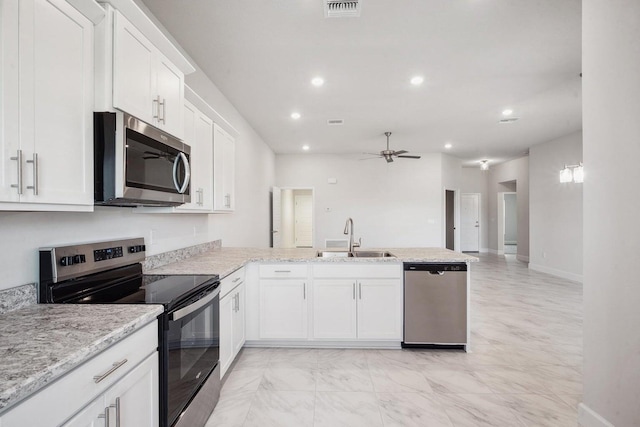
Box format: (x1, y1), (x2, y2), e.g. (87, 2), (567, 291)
(324, 1), (361, 18)
(327, 119), (344, 126)
(499, 117), (520, 124)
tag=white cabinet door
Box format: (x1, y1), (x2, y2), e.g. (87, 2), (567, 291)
(259, 279), (308, 339)
(0, 0), (93, 208)
(112, 11), (155, 125)
(213, 124), (235, 212)
(103, 353), (159, 427)
(232, 283), (246, 354)
(313, 279), (357, 339)
(177, 101), (213, 212)
(61, 397), (106, 427)
(156, 54), (184, 139)
(219, 291), (234, 377)
(0, 0), (20, 203)
(357, 279), (403, 340)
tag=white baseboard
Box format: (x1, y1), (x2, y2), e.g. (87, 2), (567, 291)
(517, 254), (530, 263)
(529, 263), (583, 283)
(480, 247), (489, 253)
(488, 248), (500, 255)
(578, 403), (614, 427)
(244, 340), (401, 349)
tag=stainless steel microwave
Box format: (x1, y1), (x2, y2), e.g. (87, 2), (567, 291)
(94, 112), (191, 207)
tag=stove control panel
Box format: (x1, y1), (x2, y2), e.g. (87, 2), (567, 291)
(94, 246), (124, 262)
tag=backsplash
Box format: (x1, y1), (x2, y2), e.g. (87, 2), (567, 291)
(142, 239), (222, 271)
(0, 284), (37, 315)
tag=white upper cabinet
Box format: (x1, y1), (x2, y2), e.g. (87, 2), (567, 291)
(0, 0), (96, 211)
(213, 124), (235, 212)
(112, 11), (185, 139)
(177, 100), (214, 212)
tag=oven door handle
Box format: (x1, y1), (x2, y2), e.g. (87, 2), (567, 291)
(170, 287), (219, 321)
(173, 152), (191, 194)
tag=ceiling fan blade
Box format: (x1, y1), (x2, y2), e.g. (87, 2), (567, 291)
(394, 150), (408, 155)
(358, 157), (382, 161)
(397, 155), (421, 159)
(362, 152), (382, 156)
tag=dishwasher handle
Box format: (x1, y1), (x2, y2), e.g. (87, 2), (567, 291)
(404, 263), (467, 272)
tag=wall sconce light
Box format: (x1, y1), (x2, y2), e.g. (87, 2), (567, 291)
(480, 160), (489, 171)
(560, 162), (584, 183)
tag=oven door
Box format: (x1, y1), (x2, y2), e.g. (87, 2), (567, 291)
(166, 285), (220, 426)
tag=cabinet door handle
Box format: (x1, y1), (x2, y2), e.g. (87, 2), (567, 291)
(159, 97), (166, 124)
(93, 359), (128, 383)
(10, 149), (23, 194)
(115, 397), (121, 427)
(359, 283), (362, 300)
(153, 96), (160, 121)
(353, 283), (356, 300)
(98, 403), (116, 424)
(26, 152), (38, 195)
(236, 293), (240, 312)
(303, 283), (306, 300)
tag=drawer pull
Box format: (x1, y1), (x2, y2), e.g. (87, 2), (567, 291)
(93, 359), (128, 383)
(232, 277), (241, 283)
(274, 270), (291, 273)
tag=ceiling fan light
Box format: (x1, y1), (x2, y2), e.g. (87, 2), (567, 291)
(480, 160), (489, 171)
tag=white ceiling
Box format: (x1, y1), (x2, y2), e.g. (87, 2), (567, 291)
(141, 0), (582, 166)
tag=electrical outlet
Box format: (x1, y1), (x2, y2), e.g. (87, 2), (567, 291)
(542, 251), (547, 258)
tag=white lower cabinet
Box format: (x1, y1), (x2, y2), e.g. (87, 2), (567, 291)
(259, 279), (308, 339)
(219, 268), (246, 377)
(312, 264), (403, 341)
(0, 321), (158, 427)
(63, 353), (158, 427)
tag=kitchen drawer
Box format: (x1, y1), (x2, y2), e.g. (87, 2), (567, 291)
(220, 267), (245, 298)
(313, 263), (402, 279)
(0, 320), (158, 426)
(259, 264), (308, 279)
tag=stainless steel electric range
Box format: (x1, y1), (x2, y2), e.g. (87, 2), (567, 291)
(39, 238), (220, 427)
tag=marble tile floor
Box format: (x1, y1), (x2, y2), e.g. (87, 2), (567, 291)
(205, 253), (583, 427)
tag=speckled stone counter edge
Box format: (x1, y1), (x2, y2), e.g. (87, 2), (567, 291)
(142, 239), (222, 271)
(0, 283), (37, 315)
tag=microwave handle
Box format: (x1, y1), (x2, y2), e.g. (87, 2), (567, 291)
(173, 152), (191, 194)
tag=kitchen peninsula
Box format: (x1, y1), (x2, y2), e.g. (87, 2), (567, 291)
(147, 246), (477, 377)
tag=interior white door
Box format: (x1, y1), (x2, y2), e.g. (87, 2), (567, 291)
(271, 186), (282, 248)
(294, 194), (313, 247)
(460, 193), (480, 252)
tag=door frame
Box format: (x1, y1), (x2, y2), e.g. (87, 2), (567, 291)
(460, 192), (481, 252)
(272, 186), (315, 248)
(443, 188), (460, 251)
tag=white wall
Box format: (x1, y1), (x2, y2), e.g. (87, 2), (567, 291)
(487, 156), (530, 262)
(275, 153), (445, 248)
(581, 1), (640, 426)
(529, 131), (583, 282)
(0, 22), (275, 292)
(460, 168), (489, 251)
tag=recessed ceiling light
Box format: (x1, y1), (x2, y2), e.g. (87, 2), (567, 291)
(302, 145), (310, 151)
(291, 112), (301, 120)
(444, 143), (453, 149)
(311, 77), (324, 87)
(502, 109), (513, 116)
(410, 76), (424, 86)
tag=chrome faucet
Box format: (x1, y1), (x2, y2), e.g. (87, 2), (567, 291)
(343, 217), (361, 253)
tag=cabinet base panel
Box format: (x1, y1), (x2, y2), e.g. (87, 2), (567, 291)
(244, 340), (401, 349)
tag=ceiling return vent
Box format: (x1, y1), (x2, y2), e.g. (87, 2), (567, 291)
(324, 0), (361, 18)
(499, 117), (520, 124)
(327, 119), (344, 126)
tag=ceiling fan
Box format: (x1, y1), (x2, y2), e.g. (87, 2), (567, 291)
(364, 132), (421, 163)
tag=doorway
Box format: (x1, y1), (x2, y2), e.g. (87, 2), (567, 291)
(460, 193), (480, 252)
(444, 189), (459, 251)
(497, 182), (517, 255)
(271, 187), (315, 248)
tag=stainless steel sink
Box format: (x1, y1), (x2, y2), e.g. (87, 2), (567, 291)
(316, 250), (395, 258)
(317, 251), (353, 258)
(352, 251), (396, 258)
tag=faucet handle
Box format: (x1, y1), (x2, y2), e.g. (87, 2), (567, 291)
(353, 238), (362, 248)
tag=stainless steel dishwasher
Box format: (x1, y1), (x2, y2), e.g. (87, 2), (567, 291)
(402, 263), (468, 348)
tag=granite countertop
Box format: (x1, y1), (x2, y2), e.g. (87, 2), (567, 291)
(0, 304), (163, 413)
(145, 247), (478, 278)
